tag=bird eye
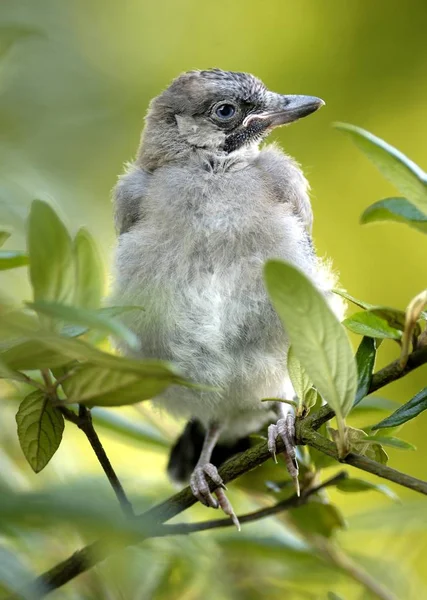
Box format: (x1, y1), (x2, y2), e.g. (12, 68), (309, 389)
(215, 103), (236, 120)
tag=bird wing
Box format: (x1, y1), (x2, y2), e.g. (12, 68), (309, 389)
(255, 144), (314, 232)
(113, 164), (151, 235)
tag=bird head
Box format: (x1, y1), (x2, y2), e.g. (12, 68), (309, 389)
(138, 69), (324, 169)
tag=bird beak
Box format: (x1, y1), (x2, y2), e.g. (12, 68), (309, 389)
(243, 94), (325, 129)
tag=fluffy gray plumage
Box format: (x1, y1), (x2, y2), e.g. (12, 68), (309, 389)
(110, 69), (344, 509)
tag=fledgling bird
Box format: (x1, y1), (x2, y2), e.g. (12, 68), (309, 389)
(111, 69), (344, 527)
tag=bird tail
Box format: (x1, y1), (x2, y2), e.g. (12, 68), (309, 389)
(167, 420), (251, 484)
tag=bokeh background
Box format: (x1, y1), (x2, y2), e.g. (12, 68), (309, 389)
(1, 0), (427, 598)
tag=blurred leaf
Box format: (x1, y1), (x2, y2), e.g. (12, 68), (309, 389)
(264, 261), (357, 444)
(352, 396), (400, 414)
(336, 477), (399, 501)
(0, 250), (29, 270)
(354, 337), (376, 407)
(73, 227), (104, 309)
(0, 547), (39, 598)
(15, 390), (64, 473)
(0, 311), (184, 379)
(364, 435), (415, 451)
(334, 123), (427, 213)
(327, 594), (344, 600)
(372, 387), (427, 429)
(91, 407), (169, 448)
(361, 197), (427, 234)
(28, 300), (141, 351)
(343, 311), (402, 340)
(287, 346), (312, 415)
(60, 305), (145, 338)
(289, 500), (346, 538)
(0, 339), (71, 370)
(0, 26), (43, 60)
(62, 363), (181, 405)
(27, 200), (74, 305)
(0, 231), (10, 247)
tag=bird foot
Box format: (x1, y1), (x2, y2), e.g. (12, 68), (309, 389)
(267, 414), (300, 496)
(189, 463), (240, 530)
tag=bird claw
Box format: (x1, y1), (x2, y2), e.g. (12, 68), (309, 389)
(268, 414), (300, 496)
(189, 463), (240, 529)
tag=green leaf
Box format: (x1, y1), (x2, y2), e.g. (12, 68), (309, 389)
(334, 290), (410, 331)
(27, 200), (74, 305)
(264, 260), (357, 425)
(15, 390), (64, 473)
(354, 337), (376, 406)
(0, 250), (29, 270)
(334, 123), (427, 214)
(28, 301), (141, 351)
(331, 426), (388, 464)
(61, 363), (178, 406)
(333, 289), (374, 310)
(336, 477), (399, 501)
(287, 346), (311, 414)
(361, 197), (427, 234)
(364, 435), (415, 451)
(372, 387), (427, 429)
(0, 339), (71, 370)
(289, 500), (346, 538)
(0, 231), (10, 247)
(73, 228), (104, 309)
(343, 311), (402, 340)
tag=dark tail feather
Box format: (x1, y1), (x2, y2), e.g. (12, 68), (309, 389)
(167, 420), (251, 484)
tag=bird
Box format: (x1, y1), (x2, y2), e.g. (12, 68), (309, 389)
(110, 69), (344, 528)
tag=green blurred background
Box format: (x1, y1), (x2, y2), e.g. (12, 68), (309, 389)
(1, 0), (427, 598)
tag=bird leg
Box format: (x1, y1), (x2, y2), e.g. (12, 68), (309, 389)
(267, 403), (300, 495)
(189, 421), (240, 530)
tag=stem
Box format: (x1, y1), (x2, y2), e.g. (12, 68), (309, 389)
(300, 429), (427, 495)
(59, 405), (134, 518)
(77, 406), (134, 518)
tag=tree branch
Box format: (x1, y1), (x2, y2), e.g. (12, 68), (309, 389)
(12, 345), (427, 598)
(300, 429), (427, 495)
(154, 471), (347, 536)
(11, 472), (346, 599)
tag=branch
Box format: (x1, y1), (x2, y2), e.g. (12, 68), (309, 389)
(155, 471), (347, 536)
(13, 345), (427, 598)
(12, 472), (346, 599)
(59, 405), (134, 518)
(300, 429), (427, 495)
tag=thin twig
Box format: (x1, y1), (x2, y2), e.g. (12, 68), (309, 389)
(153, 471), (347, 536)
(59, 404), (134, 518)
(299, 429), (427, 495)
(77, 406), (134, 518)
